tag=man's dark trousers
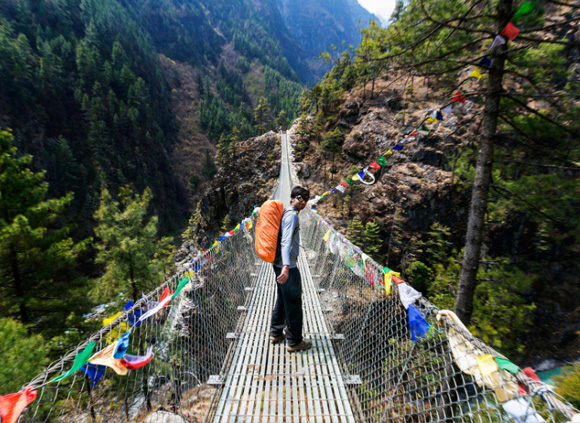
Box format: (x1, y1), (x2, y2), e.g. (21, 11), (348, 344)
(271, 266), (303, 347)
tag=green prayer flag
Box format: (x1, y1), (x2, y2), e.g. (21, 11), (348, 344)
(171, 277), (190, 300)
(383, 266), (394, 273)
(346, 178), (352, 184)
(420, 125), (430, 132)
(377, 156), (388, 167)
(52, 342), (96, 382)
(495, 357), (521, 374)
(513, 1), (536, 19)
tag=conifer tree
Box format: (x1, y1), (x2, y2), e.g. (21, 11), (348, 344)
(363, 221), (382, 256)
(220, 214), (231, 233)
(347, 216), (365, 247)
(93, 186), (172, 302)
(254, 96), (271, 134)
(0, 130), (89, 333)
(182, 201), (201, 243)
(275, 109), (288, 130)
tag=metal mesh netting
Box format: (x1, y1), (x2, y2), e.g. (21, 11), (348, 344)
(20, 221), (260, 423)
(298, 205), (578, 423)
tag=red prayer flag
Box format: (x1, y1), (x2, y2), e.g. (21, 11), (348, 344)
(0, 387), (37, 423)
(409, 131), (417, 136)
(452, 90), (466, 104)
(501, 22), (520, 40)
(392, 275), (405, 285)
(228, 230), (235, 236)
(341, 182), (348, 188)
(369, 161), (380, 170)
(159, 287), (173, 303)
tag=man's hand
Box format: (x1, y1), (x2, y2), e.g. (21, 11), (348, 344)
(277, 266), (289, 284)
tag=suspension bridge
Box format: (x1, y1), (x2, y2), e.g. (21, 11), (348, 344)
(16, 134), (578, 423)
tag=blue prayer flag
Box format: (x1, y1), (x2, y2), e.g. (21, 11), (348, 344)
(479, 56), (492, 67)
(113, 331), (131, 359)
(408, 304), (430, 342)
(436, 111), (443, 121)
(80, 363), (107, 387)
(125, 302), (143, 327)
(392, 144), (403, 151)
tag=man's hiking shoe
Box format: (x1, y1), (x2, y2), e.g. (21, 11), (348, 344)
(270, 328), (287, 343)
(269, 333), (285, 343)
(287, 340), (312, 352)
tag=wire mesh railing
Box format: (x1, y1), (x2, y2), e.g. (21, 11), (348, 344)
(298, 204), (578, 423)
(11, 131), (579, 423)
(18, 219), (260, 423)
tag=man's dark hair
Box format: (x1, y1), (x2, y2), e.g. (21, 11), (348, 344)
(291, 186), (310, 202)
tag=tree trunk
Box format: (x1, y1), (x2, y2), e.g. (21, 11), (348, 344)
(10, 244), (30, 324)
(455, 0), (512, 324)
(371, 77), (375, 99)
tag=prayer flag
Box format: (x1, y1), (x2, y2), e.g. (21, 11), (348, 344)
(341, 181), (348, 188)
(398, 282), (422, 309)
(501, 22), (520, 40)
(377, 156), (388, 166)
(103, 312), (122, 327)
(335, 184), (345, 193)
(468, 67), (483, 80)
(495, 357), (521, 375)
(138, 294), (172, 322)
(171, 277), (190, 300)
(409, 131), (418, 136)
(323, 230), (331, 242)
(125, 302), (144, 327)
(352, 174), (361, 182)
(490, 35), (506, 50)
(442, 105), (453, 117)
(159, 287), (173, 303)
(357, 170), (366, 180)
(408, 304), (430, 342)
(331, 189), (335, 194)
(513, 1), (537, 19)
(452, 90), (466, 104)
(219, 235), (226, 241)
(385, 150), (393, 155)
(228, 230), (235, 236)
(426, 117), (435, 123)
(392, 275), (405, 285)
(392, 144), (403, 151)
(120, 346), (154, 370)
(89, 342), (128, 375)
(0, 387), (37, 423)
(234, 223), (240, 233)
(80, 363), (107, 387)
(52, 342), (96, 382)
(369, 161), (380, 170)
(436, 110), (444, 121)
(479, 56), (492, 68)
(420, 125), (430, 132)
(346, 178), (352, 184)
(477, 354), (499, 377)
(383, 268), (400, 296)
(113, 331), (131, 359)
(502, 398), (545, 423)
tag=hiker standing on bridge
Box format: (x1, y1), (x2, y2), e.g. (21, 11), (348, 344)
(270, 186), (312, 352)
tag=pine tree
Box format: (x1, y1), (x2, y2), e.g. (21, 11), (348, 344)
(347, 217), (365, 247)
(182, 201), (201, 243)
(254, 96), (271, 134)
(220, 214), (231, 233)
(363, 221), (382, 256)
(0, 130), (89, 333)
(93, 186), (173, 302)
(216, 133), (231, 164)
(275, 109), (288, 130)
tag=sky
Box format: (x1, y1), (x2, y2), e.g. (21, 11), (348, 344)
(358, 0), (397, 24)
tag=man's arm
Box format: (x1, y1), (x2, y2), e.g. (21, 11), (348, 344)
(277, 212), (297, 283)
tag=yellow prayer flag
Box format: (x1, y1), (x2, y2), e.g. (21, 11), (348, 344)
(352, 174), (361, 181)
(383, 270), (400, 296)
(426, 117), (435, 123)
(323, 229), (331, 242)
(469, 67), (483, 80)
(247, 220), (253, 230)
(103, 312), (122, 327)
(385, 150), (393, 156)
(235, 223), (240, 231)
(477, 354), (499, 377)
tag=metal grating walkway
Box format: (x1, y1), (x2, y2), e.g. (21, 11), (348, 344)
(212, 253), (356, 423)
(212, 133), (355, 422)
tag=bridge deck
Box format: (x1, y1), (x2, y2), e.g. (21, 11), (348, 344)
(212, 253), (355, 423)
(212, 133), (355, 422)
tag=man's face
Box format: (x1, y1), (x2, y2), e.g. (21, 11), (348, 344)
(292, 194), (309, 211)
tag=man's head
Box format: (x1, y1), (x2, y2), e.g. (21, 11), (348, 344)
(290, 186), (310, 211)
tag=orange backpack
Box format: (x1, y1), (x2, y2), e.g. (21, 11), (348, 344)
(255, 200), (284, 262)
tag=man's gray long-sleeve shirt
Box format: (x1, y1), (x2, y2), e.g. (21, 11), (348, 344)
(274, 206), (300, 269)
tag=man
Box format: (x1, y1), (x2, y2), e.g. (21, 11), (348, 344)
(270, 186), (312, 352)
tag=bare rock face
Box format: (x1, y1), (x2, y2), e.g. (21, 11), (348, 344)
(197, 131), (280, 245)
(143, 411), (187, 423)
